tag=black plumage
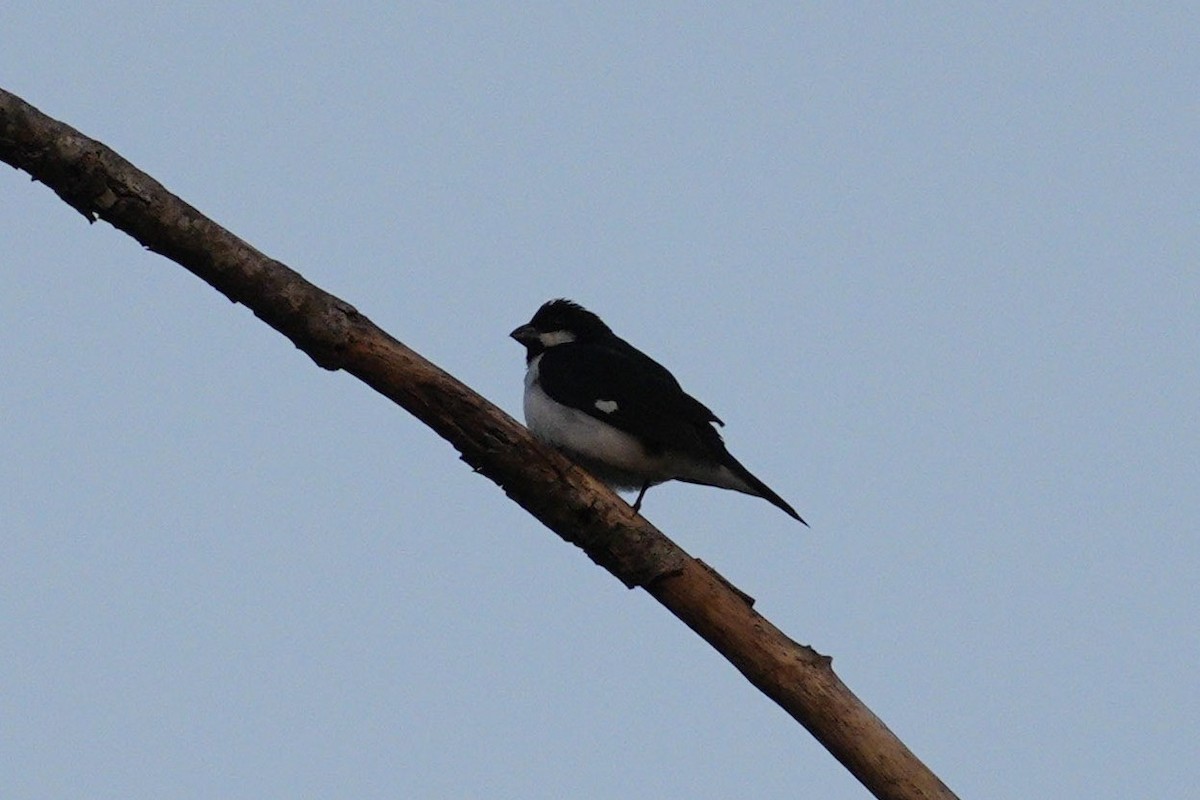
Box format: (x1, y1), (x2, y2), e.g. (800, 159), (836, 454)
(512, 299), (806, 524)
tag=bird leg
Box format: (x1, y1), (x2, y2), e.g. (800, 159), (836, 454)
(631, 481), (651, 514)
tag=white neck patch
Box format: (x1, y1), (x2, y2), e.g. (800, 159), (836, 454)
(538, 330), (576, 347)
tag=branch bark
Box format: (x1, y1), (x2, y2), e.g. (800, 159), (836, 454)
(1, 87), (959, 800)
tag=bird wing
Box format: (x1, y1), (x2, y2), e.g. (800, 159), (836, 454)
(536, 339), (727, 458)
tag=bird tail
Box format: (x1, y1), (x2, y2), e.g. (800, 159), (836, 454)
(716, 453), (808, 525)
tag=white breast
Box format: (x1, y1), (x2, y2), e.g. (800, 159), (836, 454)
(522, 355), (653, 489)
(521, 355), (755, 495)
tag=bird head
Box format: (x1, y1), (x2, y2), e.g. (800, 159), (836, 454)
(510, 299), (613, 356)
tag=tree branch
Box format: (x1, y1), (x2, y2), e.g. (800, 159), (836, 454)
(0, 87), (959, 800)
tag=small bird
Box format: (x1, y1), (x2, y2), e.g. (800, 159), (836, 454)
(511, 299), (806, 524)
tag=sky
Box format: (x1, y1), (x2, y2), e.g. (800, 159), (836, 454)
(2, 4), (1197, 798)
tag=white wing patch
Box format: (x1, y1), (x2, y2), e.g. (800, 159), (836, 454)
(594, 399), (619, 414)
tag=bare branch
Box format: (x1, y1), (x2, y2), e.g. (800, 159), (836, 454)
(1, 87), (959, 800)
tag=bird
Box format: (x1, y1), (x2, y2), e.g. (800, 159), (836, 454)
(510, 299), (806, 524)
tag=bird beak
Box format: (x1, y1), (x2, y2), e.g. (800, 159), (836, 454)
(510, 323), (538, 343)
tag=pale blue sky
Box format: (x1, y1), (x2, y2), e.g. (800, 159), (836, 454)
(2, 4), (1197, 798)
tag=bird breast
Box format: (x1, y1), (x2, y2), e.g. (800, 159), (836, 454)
(522, 355), (654, 488)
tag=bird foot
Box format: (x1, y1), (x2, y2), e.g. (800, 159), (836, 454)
(630, 482), (650, 516)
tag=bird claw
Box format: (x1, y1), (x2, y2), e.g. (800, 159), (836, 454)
(630, 481), (650, 515)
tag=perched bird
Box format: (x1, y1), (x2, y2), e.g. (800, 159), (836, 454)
(511, 299), (805, 524)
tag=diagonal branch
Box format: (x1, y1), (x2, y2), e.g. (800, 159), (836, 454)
(0, 87), (959, 800)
